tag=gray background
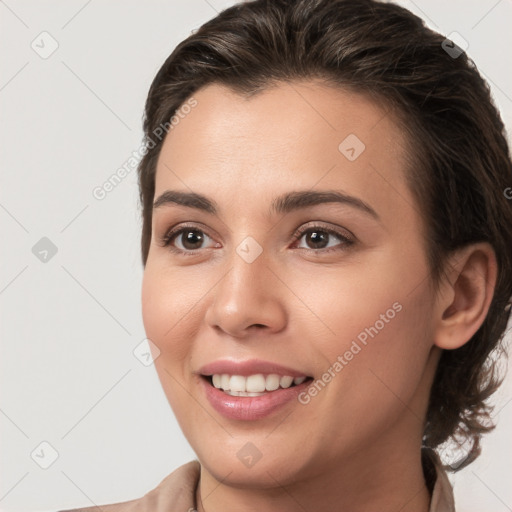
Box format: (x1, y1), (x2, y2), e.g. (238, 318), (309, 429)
(1, 1), (511, 510)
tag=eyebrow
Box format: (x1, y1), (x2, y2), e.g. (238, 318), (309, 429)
(153, 189), (379, 220)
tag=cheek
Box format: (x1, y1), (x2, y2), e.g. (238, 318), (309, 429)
(313, 285), (434, 446)
(339, 301), (433, 452)
(141, 264), (204, 365)
(283, 261), (408, 353)
(141, 264), (210, 427)
(313, 245), (434, 362)
(291, 253), (434, 412)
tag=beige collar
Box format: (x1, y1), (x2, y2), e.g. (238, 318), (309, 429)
(424, 449), (456, 512)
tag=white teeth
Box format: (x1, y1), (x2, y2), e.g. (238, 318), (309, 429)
(225, 390), (266, 397)
(210, 373), (307, 393)
(229, 375), (246, 392)
(265, 374), (280, 391)
(280, 376), (294, 389)
(246, 374), (266, 393)
(220, 374), (230, 390)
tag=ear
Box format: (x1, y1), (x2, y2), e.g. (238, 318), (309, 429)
(433, 242), (498, 350)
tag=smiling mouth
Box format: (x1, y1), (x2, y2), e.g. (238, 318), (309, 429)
(202, 373), (313, 396)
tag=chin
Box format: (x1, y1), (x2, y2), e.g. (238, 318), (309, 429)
(187, 425), (326, 489)
(199, 448), (309, 489)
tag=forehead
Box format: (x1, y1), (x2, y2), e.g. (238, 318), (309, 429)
(159, 80), (405, 157)
(154, 80), (414, 223)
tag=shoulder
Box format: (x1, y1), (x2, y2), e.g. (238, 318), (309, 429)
(58, 460), (201, 512)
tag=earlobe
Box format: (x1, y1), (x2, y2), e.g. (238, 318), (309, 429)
(433, 243), (498, 350)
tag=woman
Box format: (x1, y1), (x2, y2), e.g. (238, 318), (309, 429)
(61, 0), (512, 510)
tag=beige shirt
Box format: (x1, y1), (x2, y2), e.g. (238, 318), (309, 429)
(59, 450), (455, 512)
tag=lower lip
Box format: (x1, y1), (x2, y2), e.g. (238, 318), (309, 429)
(201, 377), (311, 421)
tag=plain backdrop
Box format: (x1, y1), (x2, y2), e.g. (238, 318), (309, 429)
(1, 1), (511, 511)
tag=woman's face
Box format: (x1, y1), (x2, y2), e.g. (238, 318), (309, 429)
(142, 80), (441, 487)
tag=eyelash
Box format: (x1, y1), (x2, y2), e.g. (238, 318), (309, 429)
(158, 223), (355, 256)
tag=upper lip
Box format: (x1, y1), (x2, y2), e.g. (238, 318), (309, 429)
(198, 359), (310, 377)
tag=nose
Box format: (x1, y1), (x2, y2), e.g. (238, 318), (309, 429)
(204, 249), (287, 339)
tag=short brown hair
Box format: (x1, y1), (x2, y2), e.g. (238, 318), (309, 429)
(137, 0), (512, 469)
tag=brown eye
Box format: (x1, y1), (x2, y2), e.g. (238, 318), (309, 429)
(174, 229), (208, 250)
(159, 224), (220, 255)
(303, 230), (330, 249)
(294, 226), (353, 252)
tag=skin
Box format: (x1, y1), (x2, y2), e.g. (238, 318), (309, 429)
(141, 80), (497, 512)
